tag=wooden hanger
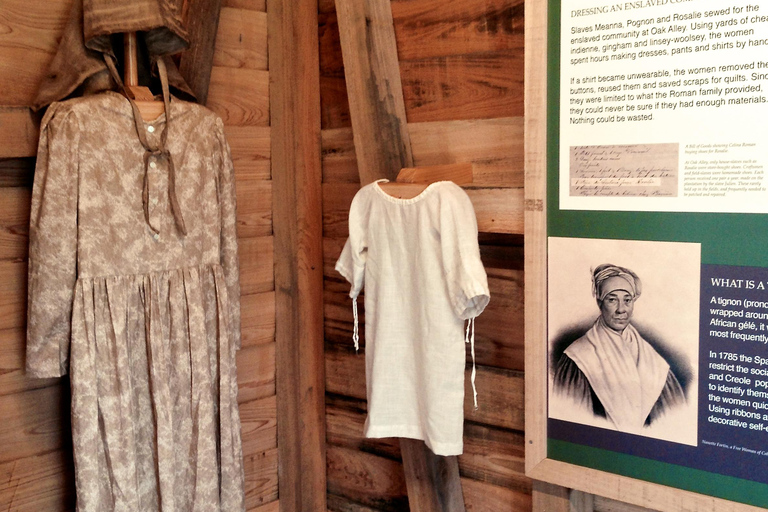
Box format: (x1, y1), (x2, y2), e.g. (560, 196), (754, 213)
(377, 162), (473, 199)
(124, 32), (165, 122)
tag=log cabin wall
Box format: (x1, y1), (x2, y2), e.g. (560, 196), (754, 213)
(0, 1), (278, 510)
(319, 0), (532, 509)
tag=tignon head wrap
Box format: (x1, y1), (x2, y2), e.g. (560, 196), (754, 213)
(591, 264), (641, 301)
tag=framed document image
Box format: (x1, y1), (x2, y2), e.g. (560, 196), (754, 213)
(525, 0), (768, 509)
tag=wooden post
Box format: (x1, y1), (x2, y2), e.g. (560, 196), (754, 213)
(269, 0), (326, 510)
(335, 0), (466, 509)
(179, 0), (224, 104)
(335, 0), (414, 185)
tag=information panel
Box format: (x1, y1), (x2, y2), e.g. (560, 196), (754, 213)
(547, 0), (768, 507)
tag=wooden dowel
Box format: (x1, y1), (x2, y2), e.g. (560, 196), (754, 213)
(122, 32), (164, 121)
(124, 32), (140, 87)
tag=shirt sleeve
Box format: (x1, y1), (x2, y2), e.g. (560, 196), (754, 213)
(335, 190), (368, 298)
(26, 105), (80, 378)
(440, 185), (489, 319)
(215, 117), (242, 350)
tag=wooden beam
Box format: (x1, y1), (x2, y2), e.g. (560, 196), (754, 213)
(180, 0), (224, 105)
(334, 0), (414, 185)
(268, 0), (326, 510)
(0, 108), (39, 159)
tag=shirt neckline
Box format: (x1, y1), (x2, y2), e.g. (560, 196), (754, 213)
(372, 179), (448, 204)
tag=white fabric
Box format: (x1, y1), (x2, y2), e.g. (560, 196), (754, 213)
(564, 318), (671, 431)
(335, 180), (489, 455)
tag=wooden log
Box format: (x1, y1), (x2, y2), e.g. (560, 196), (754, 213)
(326, 494), (385, 512)
(0, 450), (75, 512)
(222, 0), (266, 11)
(460, 477), (531, 512)
(396, 163), (473, 185)
(243, 446), (279, 510)
(0, 187), (31, 262)
(240, 394), (277, 454)
(0, 158), (35, 188)
(400, 51), (524, 123)
(206, 67), (270, 126)
(0, 1), (70, 106)
(235, 179), (272, 238)
(236, 342), (276, 403)
(240, 291), (275, 348)
(459, 422), (529, 492)
(251, 500), (279, 512)
(326, 445), (409, 511)
(409, 119), (524, 188)
(334, 0), (413, 184)
(0, 384), (69, 464)
(0, 260), (27, 332)
(179, 0), (224, 105)
(226, 125), (271, 180)
(322, 183), (523, 237)
(390, 0), (524, 61)
(325, 394), (401, 460)
(0, 108), (39, 159)
(213, 8), (268, 70)
(269, 0), (326, 509)
(238, 236), (274, 295)
(321, 119), (524, 187)
(324, 344), (524, 431)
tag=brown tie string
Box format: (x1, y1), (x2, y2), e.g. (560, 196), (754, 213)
(104, 53), (187, 236)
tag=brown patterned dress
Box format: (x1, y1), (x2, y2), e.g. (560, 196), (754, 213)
(26, 92), (245, 511)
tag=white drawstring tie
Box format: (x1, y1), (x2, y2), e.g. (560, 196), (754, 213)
(352, 296), (359, 352)
(465, 317), (478, 409)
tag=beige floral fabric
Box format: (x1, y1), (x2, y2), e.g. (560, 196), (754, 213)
(26, 92), (244, 511)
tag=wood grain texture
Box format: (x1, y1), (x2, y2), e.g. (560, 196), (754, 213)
(0, 187), (31, 262)
(179, 0), (224, 105)
(213, 8), (268, 70)
(226, 125), (271, 180)
(0, 384), (70, 464)
(400, 438), (465, 511)
(251, 499), (280, 512)
(0, 158), (35, 188)
(235, 179), (272, 238)
(326, 445), (409, 511)
(460, 477), (531, 512)
(390, 0), (524, 61)
(0, 0), (71, 106)
(222, 0), (266, 11)
(0, 450), (75, 512)
(334, 0), (413, 184)
(327, 494), (387, 512)
(269, 0), (326, 509)
(400, 51), (523, 123)
(207, 67), (270, 126)
(240, 394), (278, 454)
(243, 446), (279, 510)
(238, 236), (274, 295)
(532, 480), (570, 512)
(0, 260), (27, 331)
(240, 291), (276, 348)
(321, 118), (524, 187)
(0, 108), (40, 158)
(324, 344), (524, 431)
(236, 342), (276, 403)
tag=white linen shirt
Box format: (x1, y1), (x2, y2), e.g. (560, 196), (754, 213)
(335, 179), (489, 455)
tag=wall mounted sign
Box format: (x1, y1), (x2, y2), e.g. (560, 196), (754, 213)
(526, 0), (768, 508)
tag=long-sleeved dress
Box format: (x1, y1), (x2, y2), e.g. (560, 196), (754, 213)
(26, 91), (245, 511)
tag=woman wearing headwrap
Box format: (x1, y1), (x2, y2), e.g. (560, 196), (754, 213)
(553, 264), (686, 431)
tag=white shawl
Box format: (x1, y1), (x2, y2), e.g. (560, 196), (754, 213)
(564, 318), (670, 431)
